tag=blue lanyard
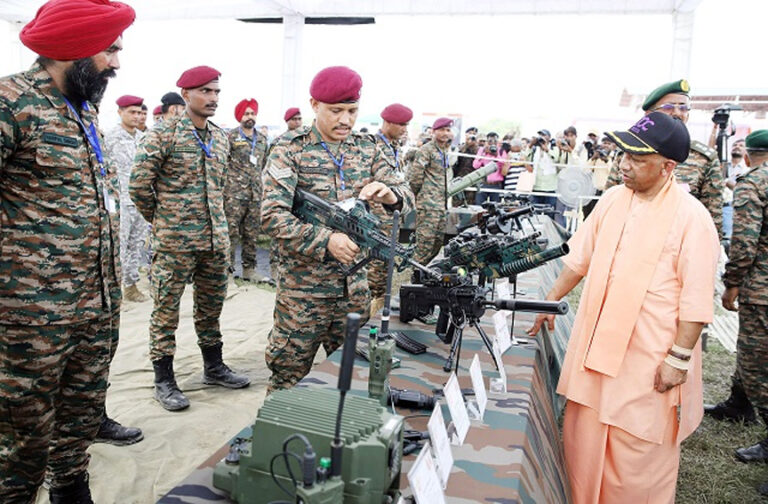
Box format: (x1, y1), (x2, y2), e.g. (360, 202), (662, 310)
(320, 141), (346, 191)
(62, 97), (105, 177)
(377, 132), (399, 169)
(239, 127), (257, 154)
(437, 148), (448, 169)
(192, 129), (214, 158)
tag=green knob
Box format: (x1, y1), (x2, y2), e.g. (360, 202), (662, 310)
(319, 457), (332, 469)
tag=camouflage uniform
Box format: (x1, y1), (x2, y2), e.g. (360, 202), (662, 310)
(224, 127), (268, 272)
(367, 131), (406, 298)
(130, 112), (231, 362)
(0, 62), (121, 501)
(605, 140), (724, 237)
(104, 124), (148, 287)
(722, 161), (768, 411)
(408, 140), (451, 265)
(261, 125), (413, 391)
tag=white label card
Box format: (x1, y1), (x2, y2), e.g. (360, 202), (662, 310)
(407, 441), (446, 504)
(444, 372), (470, 446)
(493, 311), (512, 354)
(495, 279), (511, 300)
(469, 354), (488, 420)
(427, 405), (453, 488)
(489, 341), (508, 395)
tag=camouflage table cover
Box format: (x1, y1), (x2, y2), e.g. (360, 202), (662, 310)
(160, 217), (573, 504)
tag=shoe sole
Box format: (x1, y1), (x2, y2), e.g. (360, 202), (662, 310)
(202, 377), (251, 389)
(94, 433), (145, 446)
(154, 396), (190, 411)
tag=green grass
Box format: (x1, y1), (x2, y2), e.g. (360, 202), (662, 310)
(677, 338), (768, 503)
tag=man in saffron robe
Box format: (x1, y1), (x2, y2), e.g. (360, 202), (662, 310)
(528, 112), (720, 503)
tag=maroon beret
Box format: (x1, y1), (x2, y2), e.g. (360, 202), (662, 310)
(284, 107), (301, 122)
(432, 117), (454, 130)
(309, 66), (362, 104)
(176, 65), (221, 89)
(20, 0), (135, 61)
(115, 94), (143, 108)
(234, 98), (258, 122)
(381, 103), (413, 124)
(152, 105), (162, 115)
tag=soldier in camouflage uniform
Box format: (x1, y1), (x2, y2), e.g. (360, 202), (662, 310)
(225, 98), (270, 282)
(718, 130), (768, 464)
(604, 79), (724, 238)
(367, 103), (412, 315)
(408, 117), (454, 265)
(130, 66), (250, 412)
(0, 1), (135, 501)
(261, 66), (414, 392)
(105, 94), (149, 303)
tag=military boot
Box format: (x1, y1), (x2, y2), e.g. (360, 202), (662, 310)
(201, 343), (251, 389)
(95, 415), (144, 446)
(49, 471), (93, 504)
(735, 408), (768, 463)
(242, 266), (256, 282)
(152, 356), (190, 411)
(704, 379), (756, 424)
(123, 283), (149, 303)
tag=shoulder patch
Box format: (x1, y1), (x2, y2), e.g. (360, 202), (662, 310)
(690, 140), (717, 161)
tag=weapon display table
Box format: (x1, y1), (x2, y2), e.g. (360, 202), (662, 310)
(160, 217), (573, 504)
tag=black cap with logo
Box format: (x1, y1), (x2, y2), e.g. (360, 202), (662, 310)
(606, 112), (690, 163)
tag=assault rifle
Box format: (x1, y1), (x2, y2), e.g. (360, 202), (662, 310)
(291, 188), (438, 278)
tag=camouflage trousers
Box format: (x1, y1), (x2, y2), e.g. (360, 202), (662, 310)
(266, 290), (370, 392)
(367, 260), (388, 299)
(413, 207), (445, 265)
(224, 195), (261, 271)
(0, 312), (118, 503)
(149, 250), (228, 362)
(735, 303), (768, 411)
(120, 204), (149, 287)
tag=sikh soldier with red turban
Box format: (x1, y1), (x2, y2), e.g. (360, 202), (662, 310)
(130, 66), (250, 413)
(261, 66), (414, 391)
(0, 0), (134, 501)
(225, 98), (271, 283)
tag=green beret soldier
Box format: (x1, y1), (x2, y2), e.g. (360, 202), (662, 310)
(711, 130), (768, 463)
(605, 79), (724, 238)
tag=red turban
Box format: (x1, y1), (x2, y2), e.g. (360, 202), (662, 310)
(381, 103), (413, 124)
(152, 105), (162, 115)
(176, 66), (221, 89)
(20, 0), (135, 61)
(115, 95), (143, 108)
(310, 66), (362, 104)
(284, 107), (300, 122)
(234, 99), (259, 122)
(432, 117), (454, 130)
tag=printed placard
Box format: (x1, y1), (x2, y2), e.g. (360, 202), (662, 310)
(489, 341), (508, 395)
(407, 441), (447, 504)
(427, 405), (453, 488)
(493, 311), (512, 354)
(444, 372), (470, 446)
(469, 354), (488, 420)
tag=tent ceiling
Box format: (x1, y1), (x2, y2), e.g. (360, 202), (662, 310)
(0, 0), (704, 24)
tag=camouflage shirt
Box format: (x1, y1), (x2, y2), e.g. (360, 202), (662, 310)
(605, 140), (724, 237)
(225, 127), (268, 201)
(369, 131), (407, 230)
(722, 161), (768, 304)
(104, 124), (143, 207)
(261, 125), (414, 298)
(0, 62), (121, 325)
(408, 140), (452, 210)
(130, 112), (230, 253)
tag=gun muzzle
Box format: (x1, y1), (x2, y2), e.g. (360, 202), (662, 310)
(492, 298), (569, 315)
(495, 243), (569, 277)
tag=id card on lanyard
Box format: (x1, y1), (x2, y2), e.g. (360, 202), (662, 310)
(63, 97), (116, 214)
(320, 141), (346, 192)
(239, 128), (259, 165)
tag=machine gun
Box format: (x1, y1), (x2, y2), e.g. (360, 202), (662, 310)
(399, 271), (567, 373)
(292, 188), (437, 279)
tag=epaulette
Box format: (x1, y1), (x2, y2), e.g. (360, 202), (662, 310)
(690, 140), (717, 162)
(207, 119), (223, 131)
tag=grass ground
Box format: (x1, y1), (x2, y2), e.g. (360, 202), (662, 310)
(677, 337), (767, 503)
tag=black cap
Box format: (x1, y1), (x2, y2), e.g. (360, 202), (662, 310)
(161, 92), (185, 106)
(605, 112), (690, 163)
(537, 129), (551, 137)
(466, 126), (478, 134)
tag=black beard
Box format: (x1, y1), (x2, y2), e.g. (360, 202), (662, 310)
(242, 119), (255, 129)
(64, 58), (116, 105)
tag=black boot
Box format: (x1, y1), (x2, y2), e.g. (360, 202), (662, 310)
(201, 343), (251, 389)
(95, 414), (144, 446)
(703, 378), (756, 423)
(735, 408), (768, 463)
(49, 472), (93, 504)
(153, 356), (190, 411)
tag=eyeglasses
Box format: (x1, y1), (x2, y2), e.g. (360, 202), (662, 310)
(653, 103), (691, 112)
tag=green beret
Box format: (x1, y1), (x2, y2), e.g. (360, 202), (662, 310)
(642, 79), (690, 111)
(745, 129), (768, 151)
